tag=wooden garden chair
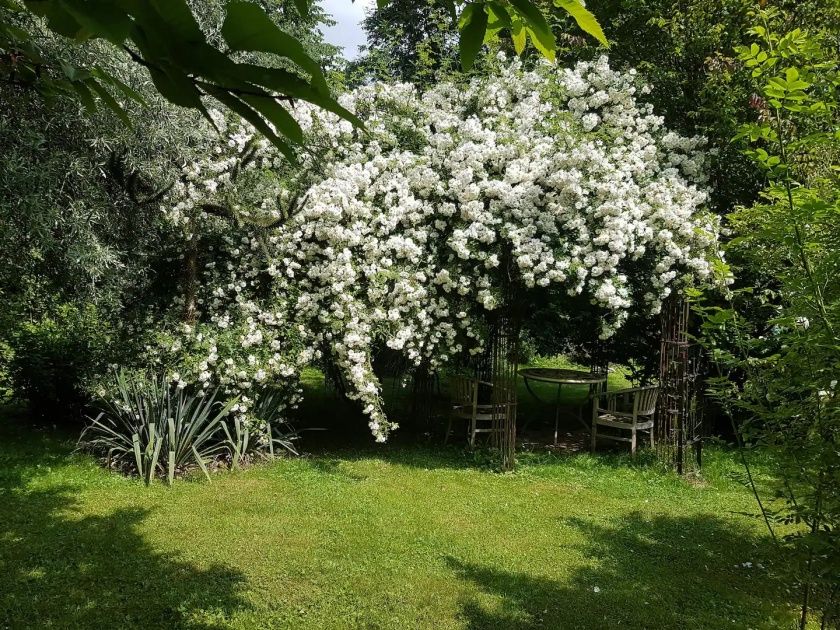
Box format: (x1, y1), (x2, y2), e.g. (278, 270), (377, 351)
(591, 385), (659, 455)
(446, 375), (501, 447)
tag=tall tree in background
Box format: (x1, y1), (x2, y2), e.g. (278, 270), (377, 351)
(560, 0), (838, 214)
(347, 0), (458, 85)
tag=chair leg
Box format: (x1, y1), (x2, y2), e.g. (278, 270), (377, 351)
(591, 423), (597, 453)
(649, 425), (655, 448)
(444, 417), (452, 445)
(469, 417), (476, 448)
(631, 427), (637, 456)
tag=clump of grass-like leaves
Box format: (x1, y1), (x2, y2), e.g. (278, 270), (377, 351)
(81, 370), (237, 485)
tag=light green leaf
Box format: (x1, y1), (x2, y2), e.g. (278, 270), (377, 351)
(485, 1), (511, 28)
(510, 17), (526, 55)
(508, 0), (555, 57)
(555, 0), (608, 47)
(526, 26), (554, 62)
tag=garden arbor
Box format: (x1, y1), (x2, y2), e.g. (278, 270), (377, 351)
(145, 57), (722, 463)
(471, 291), (702, 472)
(657, 296), (704, 474)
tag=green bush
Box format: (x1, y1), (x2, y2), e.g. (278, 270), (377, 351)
(8, 303), (112, 422)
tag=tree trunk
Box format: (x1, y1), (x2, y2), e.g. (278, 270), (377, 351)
(182, 236), (198, 324)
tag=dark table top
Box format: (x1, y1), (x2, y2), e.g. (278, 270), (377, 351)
(519, 367), (607, 385)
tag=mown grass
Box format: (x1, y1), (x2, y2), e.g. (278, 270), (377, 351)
(0, 400), (804, 630)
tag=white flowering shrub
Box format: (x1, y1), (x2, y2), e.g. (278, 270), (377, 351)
(149, 55), (721, 443)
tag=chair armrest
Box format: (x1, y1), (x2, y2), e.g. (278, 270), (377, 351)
(597, 407), (634, 418)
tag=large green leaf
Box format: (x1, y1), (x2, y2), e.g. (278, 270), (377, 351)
(483, 1), (510, 44)
(510, 17), (526, 55)
(221, 1), (327, 94)
(555, 0), (608, 47)
(508, 0), (556, 59)
(92, 66), (147, 106)
(60, 0), (132, 45)
(149, 0), (203, 40)
(235, 64), (315, 97)
(24, 0), (84, 39)
(70, 77), (96, 112)
(235, 64), (363, 130)
(86, 77), (131, 126)
(208, 87), (297, 163)
(291, 0), (309, 19)
(147, 64), (206, 113)
(458, 3), (488, 71)
(526, 26), (554, 61)
(239, 93), (304, 144)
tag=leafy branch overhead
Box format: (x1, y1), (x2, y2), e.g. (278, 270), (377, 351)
(456, 0), (609, 69)
(1, 0), (607, 152)
(3, 0), (360, 158)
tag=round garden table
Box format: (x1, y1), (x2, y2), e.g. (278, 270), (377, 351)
(519, 368), (607, 445)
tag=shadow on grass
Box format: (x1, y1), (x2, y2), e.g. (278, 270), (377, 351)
(446, 513), (795, 630)
(0, 421), (249, 629)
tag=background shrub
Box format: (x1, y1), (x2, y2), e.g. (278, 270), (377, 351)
(8, 303), (113, 422)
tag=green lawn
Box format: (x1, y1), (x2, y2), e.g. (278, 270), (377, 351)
(0, 405), (804, 629)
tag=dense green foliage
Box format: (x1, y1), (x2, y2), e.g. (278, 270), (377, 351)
(695, 8), (840, 627)
(7, 304), (113, 422)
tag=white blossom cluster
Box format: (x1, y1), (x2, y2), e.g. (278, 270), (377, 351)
(152, 55), (720, 442)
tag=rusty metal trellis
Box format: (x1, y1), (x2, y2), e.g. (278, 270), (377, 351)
(656, 296), (704, 474)
(488, 315), (519, 471)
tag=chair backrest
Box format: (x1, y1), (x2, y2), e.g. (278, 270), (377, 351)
(603, 385), (660, 417)
(633, 385), (659, 416)
(450, 375), (478, 408)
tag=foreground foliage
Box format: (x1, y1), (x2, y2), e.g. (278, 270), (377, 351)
(82, 370), (238, 485)
(1, 0), (606, 141)
(80, 370), (299, 484)
(697, 8), (840, 627)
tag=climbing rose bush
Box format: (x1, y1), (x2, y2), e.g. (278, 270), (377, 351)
(153, 55), (721, 442)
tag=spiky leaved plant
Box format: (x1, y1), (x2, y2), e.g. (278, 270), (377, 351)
(81, 370), (237, 485)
